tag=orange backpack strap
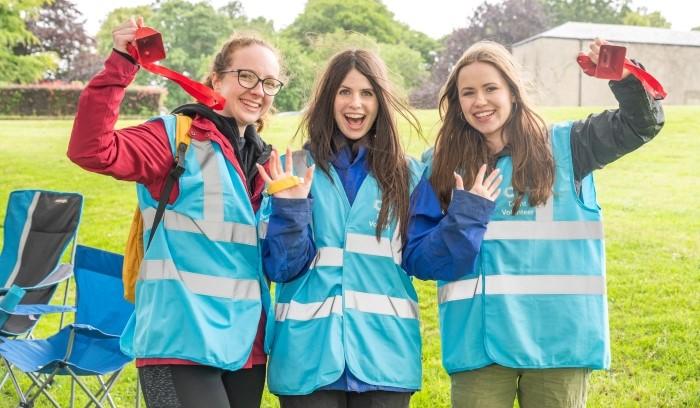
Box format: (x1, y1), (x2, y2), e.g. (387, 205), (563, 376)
(122, 114), (192, 302)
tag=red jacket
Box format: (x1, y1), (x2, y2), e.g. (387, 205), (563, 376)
(68, 51), (269, 368)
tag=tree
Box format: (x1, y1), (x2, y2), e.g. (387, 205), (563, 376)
(94, 1), (281, 108)
(621, 7), (671, 28)
(411, 0), (549, 108)
(543, 0), (630, 27)
(284, 0), (438, 65)
(284, 0), (402, 45)
(95, 5), (155, 57)
(0, 0), (57, 83)
(15, 0), (102, 81)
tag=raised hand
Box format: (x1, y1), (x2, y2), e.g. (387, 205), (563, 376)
(256, 147), (315, 199)
(587, 37), (631, 79)
(454, 164), (502, 202)
(112, 16), (144, 54)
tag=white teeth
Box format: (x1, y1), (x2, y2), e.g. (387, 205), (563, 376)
(241, 99), (261, 109)
(474, 111), (494, 118)
(345, 113), (365, 119)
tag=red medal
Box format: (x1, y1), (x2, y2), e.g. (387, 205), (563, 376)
(577, 44), (667, 100)
(127, 26), (226, 110)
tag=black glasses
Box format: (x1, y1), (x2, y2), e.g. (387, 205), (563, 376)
(219, 69), (284, 96)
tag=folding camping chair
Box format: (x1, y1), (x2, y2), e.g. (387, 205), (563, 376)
(0, 245), (134, 408)
(0, 189), (83, 338)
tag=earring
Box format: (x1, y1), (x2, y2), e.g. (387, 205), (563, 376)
(459, 112), (466, 122)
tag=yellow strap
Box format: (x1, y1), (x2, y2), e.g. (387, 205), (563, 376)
(122, 207), (144, 303)
(122, 114), (193, 303)
(266, 175), (302, 195)
(175, 114), (192, 148)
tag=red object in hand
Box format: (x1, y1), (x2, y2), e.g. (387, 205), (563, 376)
(132, 27), (166, 64)
(595, 44), (626, 80)
(127, 26), (226, 110)
(576, 44), (667, 100)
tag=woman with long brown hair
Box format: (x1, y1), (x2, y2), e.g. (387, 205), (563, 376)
(68, 17), (285, 408)
(403, 39), (664, 407)
(256, 48), (498, 408)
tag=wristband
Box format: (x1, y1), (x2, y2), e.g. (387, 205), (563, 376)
(266, 176), (302, 195)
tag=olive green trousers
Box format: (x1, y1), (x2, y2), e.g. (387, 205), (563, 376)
(451, 364), (591, 408)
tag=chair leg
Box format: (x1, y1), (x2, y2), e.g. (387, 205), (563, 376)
(71, 376), (76, 408)
(66, 367), (110, 408)
(135, 374), (141, 408)
(24, 370), (61, 408)
(0, 365), (10, 390)
(2, 358), (28, 406)
(83, 371), (122, 408)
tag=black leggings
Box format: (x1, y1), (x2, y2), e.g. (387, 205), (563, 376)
(279, 390), (411, 408)
(138, 364), (266, 408)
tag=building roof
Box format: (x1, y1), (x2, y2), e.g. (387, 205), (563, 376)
(513, 22), (700, 48)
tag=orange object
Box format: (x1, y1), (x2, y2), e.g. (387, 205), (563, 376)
(266, 176), (302, 195)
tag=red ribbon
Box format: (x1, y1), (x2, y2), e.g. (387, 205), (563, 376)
(577, 53), (667, 100)
(127, 27), (226, 110)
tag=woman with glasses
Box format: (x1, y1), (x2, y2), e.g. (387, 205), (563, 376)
(68, 17), (285, 408)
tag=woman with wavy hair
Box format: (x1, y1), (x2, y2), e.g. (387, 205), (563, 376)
(403, 39), (664, 407)
(69, 17), (285, 408)
(257, 48), (499, 408)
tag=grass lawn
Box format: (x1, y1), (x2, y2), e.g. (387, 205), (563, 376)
(0, 106), (698, 407)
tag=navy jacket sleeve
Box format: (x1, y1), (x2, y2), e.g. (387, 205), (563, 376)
(402, 178), (495, 281)
(261, 197), (317, 283)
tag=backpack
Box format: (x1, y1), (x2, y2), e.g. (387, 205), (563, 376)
(122, 114), (192, 302)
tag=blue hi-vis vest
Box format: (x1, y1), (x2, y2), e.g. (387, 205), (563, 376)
(431, 122), (609, 374)
(120, 115), (271, 370)
(258, 151), (424, 395)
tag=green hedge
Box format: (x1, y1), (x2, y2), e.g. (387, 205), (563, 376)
(0, 84), (165, 117)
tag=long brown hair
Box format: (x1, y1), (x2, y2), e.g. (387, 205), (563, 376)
(298, 49), (421, 242)
(430, 41), (553, 213)
(203, 34), (285, 132)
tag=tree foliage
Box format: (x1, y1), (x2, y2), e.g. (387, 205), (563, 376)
(95, 1), (278, 109)
(284, 0), (401, 45)
(0, 0), (57, 83)
(411, 0), (549, 108)
(15, 0), (102, 81)
(543, 0), (629, 26)
(621, 7), (671, 28)
(278, 0), (437, 111)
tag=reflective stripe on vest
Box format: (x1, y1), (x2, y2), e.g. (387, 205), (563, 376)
(258, 221), (268, 240)
(485, 199), (603, 240)
(140, 259), (261, 300)
(274, 290), (418, 322)
(439, 275), (606, 304)
(142, 207), (257, 245)
(345, 289), (419, 319)
(311, 231), (402, 268)
(275, 295), (343, 322)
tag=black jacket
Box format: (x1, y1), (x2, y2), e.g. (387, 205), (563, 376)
(570, 73), (665, 182)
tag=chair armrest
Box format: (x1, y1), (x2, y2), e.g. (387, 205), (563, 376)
(0, 304), (75, 316)
(0, 264), (73, 296)
(70, 324), (121, 339)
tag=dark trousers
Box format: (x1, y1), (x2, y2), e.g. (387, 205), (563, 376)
(138, 364), (266, 408)
(279, 390), (411, 408)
